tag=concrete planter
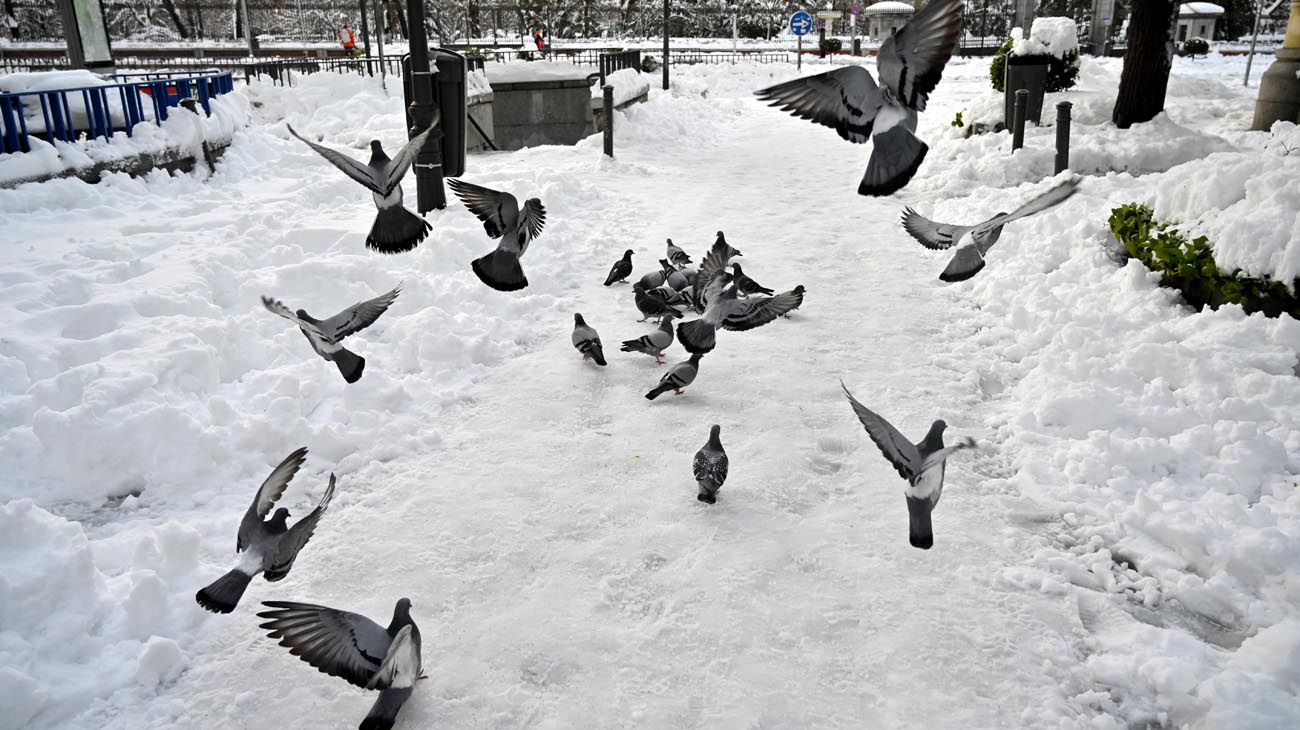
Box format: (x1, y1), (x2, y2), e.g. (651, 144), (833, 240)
(467, 93), (495, 152)
(489, 77), (595, 151)
(1004, 56), (1049, 125)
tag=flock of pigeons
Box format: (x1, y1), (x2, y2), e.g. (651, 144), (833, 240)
(190, 1), (1087, 726)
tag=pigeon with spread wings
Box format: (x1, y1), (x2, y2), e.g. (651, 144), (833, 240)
(287, 117), (437, 253)
(447, 178), (547, 292)
(677, 282), (804, 355)
(900, 175), (1080, 282)
(262, 285), (401, 384)
(754, 0), (963, 196)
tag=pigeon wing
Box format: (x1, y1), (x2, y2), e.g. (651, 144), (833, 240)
(520, 198), (546, 243)
(262, 296), (332, 341)
(317, 284), (401, 341)
(900, 207), (971, 250)
(286, 124), (382, 193)
(447, 178), (516, 239)
(238, 447), (307, 552)
(970, 175), (1081, 237)
(693, 240), (735, 314)
(379, 109), (440, 195)
(366, 624), (422, 690)
(876, 0), (964, 111)
(721, 288), (804, 331)
(754, 66), (881, 143)
(258, 601), (392, 689)
(841, 381), (921, 481)
(265, 474), (335, 580)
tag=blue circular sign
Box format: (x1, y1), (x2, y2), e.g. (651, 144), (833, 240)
(790, 11), (814, 36)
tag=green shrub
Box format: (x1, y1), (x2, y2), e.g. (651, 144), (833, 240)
(819, 37), (843, 53)
(1182, 37), (1210, 56)
(640, 55), (659, 73)
(990, 36), (1081, 93)
(950, 111), (964, 128)
(1108, 203), (1299, 318)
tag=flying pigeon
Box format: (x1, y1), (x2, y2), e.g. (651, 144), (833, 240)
(286, 118), (437, 254)
(262, 285), (401, 384)
(620, 312), (677, 364)
(666, 238), (692, 268)
(754, 0), (964, 196)
(645, 353), (703, 400)
(677, 282), (804, 355)
(259, 599), (422, 730)
(841, 381), (975, 549)
(693, 424), (729, 504)
(571, 313), (607, 366)
(901, 175), (1081, 282)
(446, 178), (546, 292)
(634, 282), (684, 322)
(604, 249), (634, 286)
(692, 237), (743, 314)
(731, 263), (774, 297)
(195, 448), (335, 614)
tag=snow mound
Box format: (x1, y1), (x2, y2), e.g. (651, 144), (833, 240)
(594, 68), (650, 108)
(1012, 17), (1081, 59)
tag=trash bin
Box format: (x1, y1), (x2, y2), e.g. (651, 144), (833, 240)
(1004, 55), (1048, 125)
(401, 48), (467, 178)
(852, 38), (862, 56)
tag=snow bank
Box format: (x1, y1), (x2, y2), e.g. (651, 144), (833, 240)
(485, 61), (595, 84)
(0, 69), (145, 135)
(593, 68), (650, 107)
(467, 68), (492, 98)
(1011, 17), (1081, 59)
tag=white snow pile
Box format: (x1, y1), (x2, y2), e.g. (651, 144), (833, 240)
(1011, 17), (1081, 59)
(592, 68), (650, 108)
(0, 70), (142, 135)
(484, 60), (595, 84)
(467, 68), (492, 98)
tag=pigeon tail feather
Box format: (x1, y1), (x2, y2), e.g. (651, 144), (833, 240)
(359, 687), (413, 730)
(333, 347), (366, 384)
(858, 126), (929, 197)
(645, 383), (675, 400)
(588, 344), (607, 366)
(697, 483), (719, 504)
(676, 319), (716, 355)
(472, 248), (528, 291)
(367, 206), (430, 254)
(906, 496), (935, 550)
(195, 569), (254, 614)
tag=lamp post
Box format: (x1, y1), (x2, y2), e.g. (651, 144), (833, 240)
(663, 0), (670, 90)
(1251, 0), (1300, 128)
(405, 0), (446, 212)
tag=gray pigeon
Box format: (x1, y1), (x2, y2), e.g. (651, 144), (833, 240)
(447, 178), (546, 292)
(571, 313), (606, 366)
(620, 312), (677, 363)
(195, 448), (335, 614)
(604, 249), (634, 286)
(666, 238), (692, 268)
(286, 119), (437, 253)
(692, 237), (743, 314)
(755, 0), (963, 196)
(637, 268), (667, 290)
(262, 285), (401, 384)
(259, 599), (422, 730)
(693, 424), (729, 504)
(841, 381), (975, 549)
(901, 176), (1081, 282)
(645, 353), (703, 400)
(779, 285), (807, 318)
(731, 263), (773, 297)
(634, 282), (684, 322)
(713, 231), (742, 259)
(678, 282), (804, 355)
(665, 267), (690, 291)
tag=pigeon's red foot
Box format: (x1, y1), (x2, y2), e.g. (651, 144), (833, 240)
(418, 675), (429, 681)
(674, 390), (684, 396)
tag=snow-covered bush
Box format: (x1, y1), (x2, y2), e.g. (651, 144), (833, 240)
(1182, 37), (1210, 57)
(1108, 203), (1299, 318)
(989, 17), (1081, 93)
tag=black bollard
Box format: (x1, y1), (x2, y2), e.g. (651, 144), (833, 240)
(1054, 101), (1072, 174)
(603, 85), (614, 158)
(1011, 88), (1028, 152)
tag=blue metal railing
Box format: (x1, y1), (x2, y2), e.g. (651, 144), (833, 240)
(0, 72), (235, 154)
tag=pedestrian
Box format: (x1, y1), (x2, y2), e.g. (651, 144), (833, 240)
(338, 21), (359, 56)
(532, 26), (546, 52)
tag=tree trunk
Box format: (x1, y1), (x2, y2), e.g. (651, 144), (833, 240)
(1112, 0), (1178, 128)
(160, 0), (190, 38)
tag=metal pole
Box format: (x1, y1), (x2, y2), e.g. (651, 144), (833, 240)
(406, 0), (445, 212)
(240, 0), (254, 56)
(1054, 101), (1071, 173)
(359, 0), (371, 60)
(603, 84), (614, 157)
(1245, 0), (1265, 86)
(797, 35), (802, 70)
(1012, 88), (1028, 151)
(732, 11), (737, 53)
(663, 0), (670, 90)
(375, 0), (386, 90)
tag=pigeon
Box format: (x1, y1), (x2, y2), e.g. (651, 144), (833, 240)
(195, 448), (335, 614)
(637, 267), (668, 290)
(262, 285), (401, 384)
(645, 353), (703, 400)
(650, 283), (691, 308)
(286, 118), (437, 254)
(604, 249), (634, 285)
(665, 267), (690, 291)
(693, 424), (729, 504)
(620, 312), (677, 363)
(714, 231), (742, 259)
(754, 0), (963, 196)
(731, 263), (774, 297)
(691, 237), (743, 314)
(571, 313), (607, 366)
(779, 285), (807, 318)
(901, 175), (1081, 282)
(634, 282), (684, 322)
(840, 381), (975, 549)
(677, 282), (804, 355)
(259, 599), (422, 730)
(666, 238), (692, 268)
(446, 178), (547, 292)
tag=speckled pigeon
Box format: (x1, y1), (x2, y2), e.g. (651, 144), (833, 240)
(262, 285), (400, 384)
(693, 424), (729, 504)
(447, 178), (546, 292)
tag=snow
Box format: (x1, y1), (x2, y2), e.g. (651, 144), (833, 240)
(0, 70), (145, 135)
(1011, 17), (1081, 59)
(1180, 2), (1226, 15)
(865, 1), (915, 13)
(1, 52), (1299, 730)
(484, 61), (596, 84)
(466, 68), (492, 98)
(594, 68), (651, 108)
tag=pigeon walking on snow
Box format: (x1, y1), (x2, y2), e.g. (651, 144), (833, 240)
(447, 178), (547, 292)
(620, 312), (677, 363)
(731, 263), (773, 297)
(604, 249), (634, 285)
(666, 238), (692, 268)
(571, 313), (607, 366)
(645, 353), (702, 400)
(901, 175), (1081, 282)
(755, 0), (964, 196)
(677, 282), (804, 355)
(195, 448), (335, 614)
(713, 231), (742, 259)
(841, 381), (975, 549)
(259, 599), (422, 730)
(693, 424), (729, 504)
(287, 120), (437, 254)
(262, 285), (401, 384)
(634, 282), (684, 322)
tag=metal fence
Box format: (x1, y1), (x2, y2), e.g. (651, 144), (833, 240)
(243, 54), (402, 84)
(597, 48), (640, 85)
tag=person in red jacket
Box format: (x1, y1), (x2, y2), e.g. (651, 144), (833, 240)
(338, 22), (359, 56)
(532, 26), (546, 52)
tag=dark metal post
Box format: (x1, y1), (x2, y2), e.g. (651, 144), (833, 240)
(406, 0), (445, 212)
(603, 85), (614, 157)
(359, 0), (371, 59)
(662, 0), (670, 90)
(1054, 101), (1071, 173)
(1011, 88), (1028, 151)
